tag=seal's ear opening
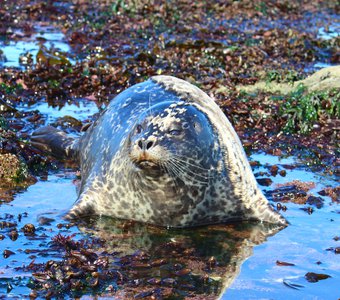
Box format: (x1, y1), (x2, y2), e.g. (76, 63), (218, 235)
(31, 126), (76, 159)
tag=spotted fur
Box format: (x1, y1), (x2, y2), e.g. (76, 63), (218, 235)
(32, 76), (287, 227)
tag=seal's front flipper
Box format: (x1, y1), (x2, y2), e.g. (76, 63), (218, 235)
(64, 189), (97, 220)
(252, 193), (288, 226)
(31, 126), (77, 159)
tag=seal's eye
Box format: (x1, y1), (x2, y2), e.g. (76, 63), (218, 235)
(169, 129), (182, 136)
(182, 122), (189, 129)
(136, 124), (143, 134)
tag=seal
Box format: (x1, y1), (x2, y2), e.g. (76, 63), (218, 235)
(31, 75), (287, 227)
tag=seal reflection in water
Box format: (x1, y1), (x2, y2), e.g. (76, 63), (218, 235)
(31, 76), (287, 227)
(76, 218), (285, 299)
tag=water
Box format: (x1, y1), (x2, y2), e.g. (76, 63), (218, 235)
(0, 25), (73, 68)
(318, 23), (340, 40)
(0, 173), (80, 296)
(0, 148), (338, 298)
(224, 154), (340, 300)
(17, 99), (101, 124)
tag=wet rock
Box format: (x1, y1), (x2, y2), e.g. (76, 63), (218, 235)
(318, 186), (340, 202)
(300, 207), (314, 214)
(276, 260), (295, 266)
(256, 178), (273, 186)
(299, 66), (340, 93)
(270, 165), (279, 176)
(22, 223), (36, 235)
(276, 203), (287, 211)
(0, 221), (16, 229)
(38, 216), (55, 225)
(266, 184), (311, 204)
(326, 247), (340, 254)
(29, 290), (38, 299)
(52, 116), (82, 131)
(207, 256), (217, 269)
(0, 153), (22, 183)
(279, 169), (286, 177)
(306, 196), (324, 209)
(8, 230), (18, 241)
(0, 153), (36, 188)
(147, 278), (161, 285)
(3, 249), (15, 258)
(237, 66), (340, 94)
(305, 272), (331, 283)
(7, 282), (13, 293)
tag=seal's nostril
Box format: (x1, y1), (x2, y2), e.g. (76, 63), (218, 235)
(146, 141), (153, 149)
(138, 140), (143, 149)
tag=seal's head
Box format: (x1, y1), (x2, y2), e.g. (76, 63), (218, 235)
(128, 101), (218, 181)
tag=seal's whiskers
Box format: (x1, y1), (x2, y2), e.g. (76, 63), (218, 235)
(170, 155), (212, 172)
(160, 161), (181, 194)
(168, 158), (211, 183)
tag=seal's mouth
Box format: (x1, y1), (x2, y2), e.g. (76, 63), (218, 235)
(134, 159), (163, 177)
(130, 150), (164, 176)
(132, 151), (159, 169)
(136, 160), (160, 170)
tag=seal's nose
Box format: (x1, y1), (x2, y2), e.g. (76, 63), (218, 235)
(137, 139), (154, 150)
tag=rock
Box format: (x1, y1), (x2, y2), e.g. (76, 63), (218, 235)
(237, 66), (340, 94)
(0, 153), (36, 188)
(0, 153), (22, 183)
(256, 178), (273, 186)
(301, 66), (340, 92)
(306, 195), (324, 209)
